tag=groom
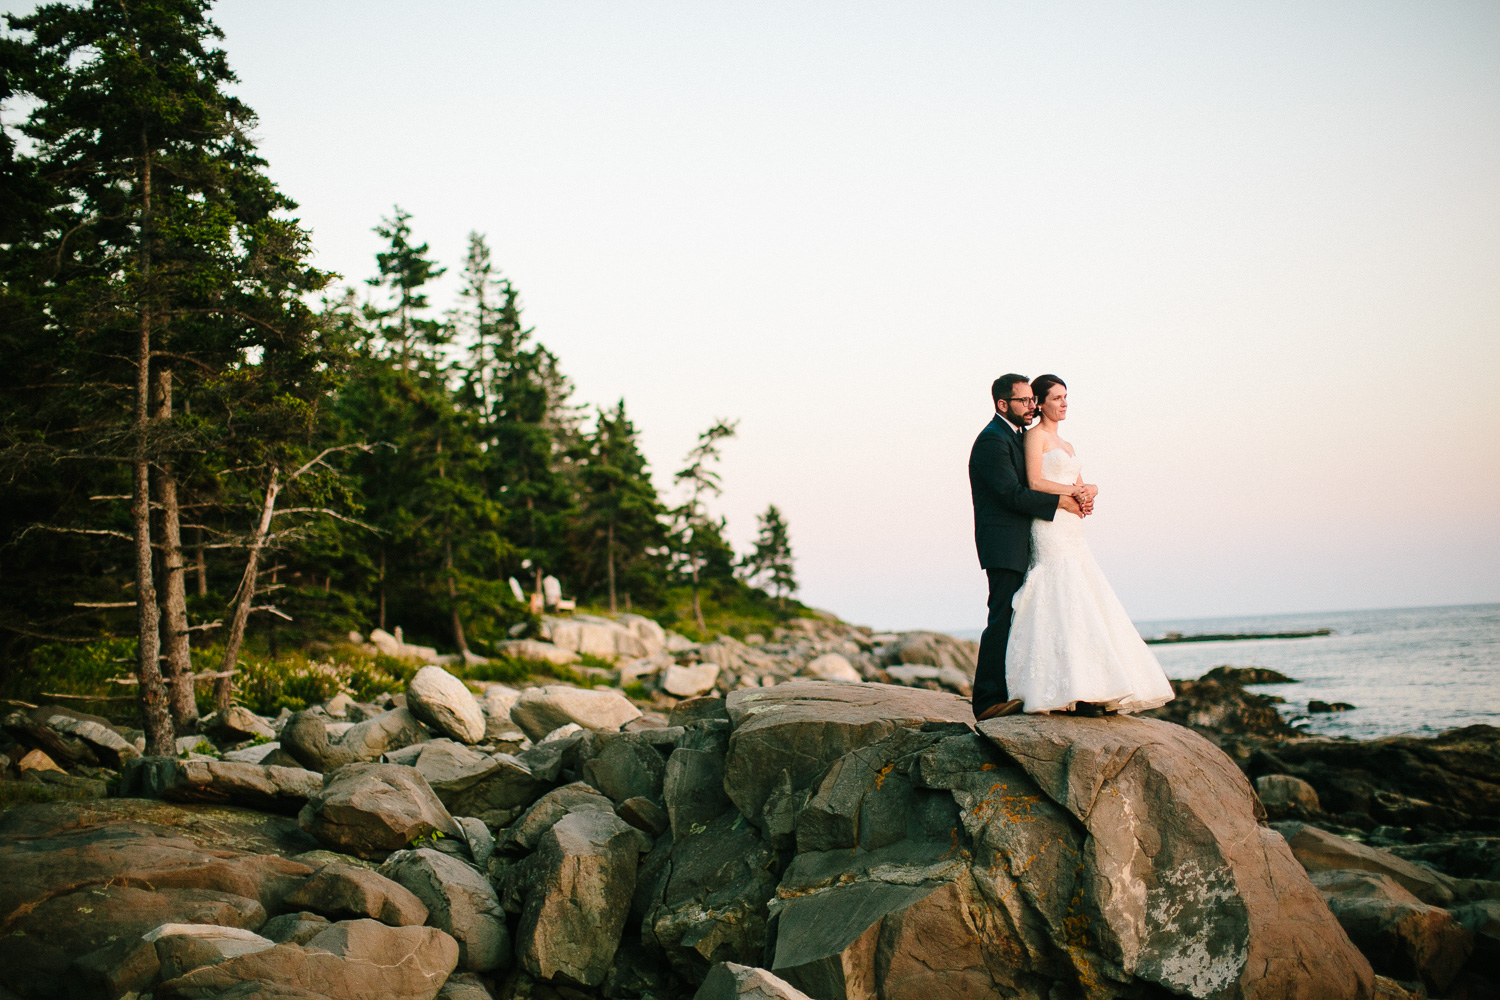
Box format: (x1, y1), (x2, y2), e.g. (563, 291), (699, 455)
(968, 374), (1088, 721)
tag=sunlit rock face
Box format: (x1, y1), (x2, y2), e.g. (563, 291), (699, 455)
(0, 681), (1376, 1000)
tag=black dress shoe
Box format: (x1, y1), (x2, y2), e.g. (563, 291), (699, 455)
(1073, 702), (1108, 718)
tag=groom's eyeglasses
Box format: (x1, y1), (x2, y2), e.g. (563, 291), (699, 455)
(1008, 397), (1036, 406)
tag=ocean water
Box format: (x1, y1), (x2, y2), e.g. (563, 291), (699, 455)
(952, 603), (1500, 740)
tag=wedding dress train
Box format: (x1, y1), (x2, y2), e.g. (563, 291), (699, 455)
(1006, 448), (1175, 714)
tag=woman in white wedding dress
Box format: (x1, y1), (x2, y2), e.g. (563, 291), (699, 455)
(1005, 374), (1175, 715)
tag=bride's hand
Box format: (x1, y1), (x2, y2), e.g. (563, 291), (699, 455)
(1081, 484), (1099, 501)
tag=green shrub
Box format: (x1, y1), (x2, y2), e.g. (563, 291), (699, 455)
(9, 638), (136, 699)
(230, 646), (414, 715)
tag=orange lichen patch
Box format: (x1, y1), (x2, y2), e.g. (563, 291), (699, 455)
(970, 783), (1046, 828)
(1061, 862), (1101, 989)
(941, 825), (964, 860)
(872, 762), (895, 790)
(981, 763), (997, 770)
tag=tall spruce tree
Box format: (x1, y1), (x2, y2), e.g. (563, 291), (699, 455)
(672, 419), (738, 634)
(367, 206), (446, 370)
(575, 400), (664, 611)
(0, 0), (336, 750)
(743, 504), (796, 607)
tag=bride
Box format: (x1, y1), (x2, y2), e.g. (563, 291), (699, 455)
(1005, 374), (1175, 716)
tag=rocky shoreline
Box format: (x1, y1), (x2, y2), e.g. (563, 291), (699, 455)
(2, 615), (1497, 1000)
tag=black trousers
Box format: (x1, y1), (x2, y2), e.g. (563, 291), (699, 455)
(973, 567), (1024, 714)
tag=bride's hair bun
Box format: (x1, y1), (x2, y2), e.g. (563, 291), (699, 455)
(1031, 374), (1067, 406)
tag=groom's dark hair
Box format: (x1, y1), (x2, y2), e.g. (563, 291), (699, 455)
(992, 374), (1029, 408)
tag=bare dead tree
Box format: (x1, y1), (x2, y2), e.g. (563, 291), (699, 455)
(214, 444), (382, 709)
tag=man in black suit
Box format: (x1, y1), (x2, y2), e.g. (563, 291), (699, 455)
(968, 374), (1088, 720)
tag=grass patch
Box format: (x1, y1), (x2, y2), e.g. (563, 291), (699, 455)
(457, 656), (605, 689)
(645, 582), (821, 643)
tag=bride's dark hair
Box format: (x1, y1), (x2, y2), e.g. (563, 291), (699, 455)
(1031, 374), (1066, 406)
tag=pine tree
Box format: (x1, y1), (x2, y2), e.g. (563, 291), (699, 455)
(366, 206), (446, 370)
(672, 420), (738, 634)
(744, 504), (796, 607)
(575, 401), (665, 611)
(0, 0), (337, 749)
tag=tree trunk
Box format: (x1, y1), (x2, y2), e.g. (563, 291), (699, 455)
(446, 537), (469, 657)
(690, 552), (706, 635)
(378, 548), (387, 631)
(216, 463), (279, 709)
(154, 367), (197, 731)
(607, 518), (617, 614)
(133, 139), (173, 756)
(195, 526), (208, 597)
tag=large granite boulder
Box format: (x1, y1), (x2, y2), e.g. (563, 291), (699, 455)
(664, 747), (733, 841)
(722, 681), (973, 834)
(207, 706), (278, 743)
(492, 638), (580, 665)
(664, 662), (721, 697)
(644, 810), (781, 981)
(581, 732), (668, 806)
(1, 883), (267, 998)
(514, 809), (649, 986)
(975, 714), (1374, 999)
(298, 763), (461, 858)
(545, 615), (652, 661)
(1310, 869), (1473, 993)
(40, 709), (141, 768)
(1143, 674), (1298, 741)
(405, 666), (486, 744)
(394, 740), (499, 806)
(1256, 773), (1322, 818)
(282, 708), (430, 773)
(748, 710), (1374, 1000)
(1246, 724), (1500, 832)
(122, 758), (322, 814)
(510, 684), (642, 740)
(4, 706), (117, 768)
(501, 782), (616, 854)
(694, 962), (814, 1000)
(876, 631), (978, 673)
(281, 861), (429, 927)
(145, 923), (276, 980)
(380, 848), (509, 972)
(0, 799), (331, 997)
(1273, 821), (1458, 906)
(800, 653), (862, 683)
(153, 918), (457, 1000)
(1453, 899), (1500, 986)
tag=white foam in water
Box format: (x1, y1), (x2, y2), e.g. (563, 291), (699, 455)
(953, 603), (1500, 740)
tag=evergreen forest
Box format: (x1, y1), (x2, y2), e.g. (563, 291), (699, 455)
(0, 0), (802, 752)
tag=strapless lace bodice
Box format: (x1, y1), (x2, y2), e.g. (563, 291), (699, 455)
(1006, 442), (1175, 715)
(1040, 448), (1081, 487)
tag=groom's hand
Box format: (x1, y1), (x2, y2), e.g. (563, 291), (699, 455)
(1059, 495), (1084, 516)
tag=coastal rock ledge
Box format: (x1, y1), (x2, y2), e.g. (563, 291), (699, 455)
(0, 681), (1374, 1000)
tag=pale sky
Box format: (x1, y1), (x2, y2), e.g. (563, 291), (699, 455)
(8, 1), (1500, 629)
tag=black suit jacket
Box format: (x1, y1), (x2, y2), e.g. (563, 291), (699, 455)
(968, 415), (1059, 571)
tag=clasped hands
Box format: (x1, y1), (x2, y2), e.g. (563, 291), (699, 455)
(1059, 484), (1098, 517)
